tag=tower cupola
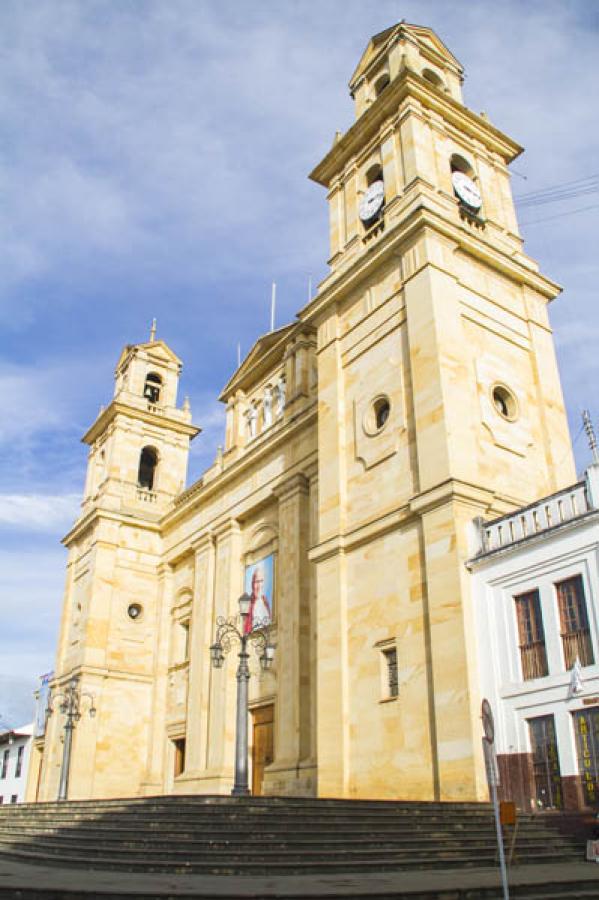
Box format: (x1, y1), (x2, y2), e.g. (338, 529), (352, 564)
(349, 22), (464, 120)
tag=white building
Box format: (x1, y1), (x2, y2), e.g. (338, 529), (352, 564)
(469, 462), (599, 812)
(0, 724), (34, 804)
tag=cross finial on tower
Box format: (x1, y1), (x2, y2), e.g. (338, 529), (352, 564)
(583, 410), (599, 464)
(150, 319), (157, 342)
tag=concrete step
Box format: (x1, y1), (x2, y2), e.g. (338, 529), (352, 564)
(0, 824), (576, 848)
(0, 796), (587, 884)
(0, 844), (583, 877)
(0, 835), (577, 862)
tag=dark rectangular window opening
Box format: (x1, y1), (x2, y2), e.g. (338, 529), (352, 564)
(15, 746), (24, 778)
(182, 621), (190, 661)
(10, 795), (17, 804)
(1, 749), (8, 780)
(173, 738), (186, 778)
(514, 590), (548, 680)
(556, 575), (594, 669)
(383, 647), (399, 699)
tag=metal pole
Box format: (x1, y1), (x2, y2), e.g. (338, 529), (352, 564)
(491, 778), (510, 900)
(58, 717), (74, 802)
(231, 638), (250, 796)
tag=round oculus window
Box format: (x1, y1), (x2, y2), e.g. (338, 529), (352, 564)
(127, 603), (143, 620)
(491, 384), (518, 421)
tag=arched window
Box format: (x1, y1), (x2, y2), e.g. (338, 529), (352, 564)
(450, 153), (475, 178)
(138, 446), (158, 490)
(144, 372), (162, 404)
(422, 68), (445, 90)
(366, 163), (383, 187)
(359, 163), (385, 227)
(374, 72), (390, 97)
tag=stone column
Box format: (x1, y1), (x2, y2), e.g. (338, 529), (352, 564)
(204, 519), (242, 793)
(312, 314), (351, 797)
(178, 531), (216, 786)
(327, 177), (344, 264)
(263, 473), (315, 796)
(140, 562), (173, 794)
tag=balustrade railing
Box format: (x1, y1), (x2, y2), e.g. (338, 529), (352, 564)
(519, 641), (549, 680)
(480, 481), (589, 554)
(562, 629), (594, 669)
(136, 488), (158, 503)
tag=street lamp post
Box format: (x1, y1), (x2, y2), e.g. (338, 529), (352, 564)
(209, 592), (275, 796)
(46, 676), (96, 802)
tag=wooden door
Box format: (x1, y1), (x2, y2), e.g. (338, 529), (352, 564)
(251, 704), (274, 796)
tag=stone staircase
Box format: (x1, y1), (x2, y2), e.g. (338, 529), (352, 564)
(0, 795), (593, 897)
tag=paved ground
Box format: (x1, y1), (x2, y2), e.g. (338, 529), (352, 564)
(0, 858), (597, 898)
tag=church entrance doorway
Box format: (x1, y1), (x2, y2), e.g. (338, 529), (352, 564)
(251, 704), (274, 796)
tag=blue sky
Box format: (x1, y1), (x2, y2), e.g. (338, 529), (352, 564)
(1, 0), (598, 728)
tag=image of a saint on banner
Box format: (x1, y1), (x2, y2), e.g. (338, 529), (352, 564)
(243, 554), (274, 634)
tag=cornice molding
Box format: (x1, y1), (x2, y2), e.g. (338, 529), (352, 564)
(165, 403), (318, 528)
(310, 68), (522, 188)
(62, 505), (162, 547)
(300, 202), (560, 327)
(309, 478), (500, 564)
(82, 400), (200, 446)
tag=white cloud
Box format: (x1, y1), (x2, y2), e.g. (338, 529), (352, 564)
(0, 493), (80, 530)
(0, 675), (38, 730)
(0, 545), (65, 725)
(0, 364), (70, 443)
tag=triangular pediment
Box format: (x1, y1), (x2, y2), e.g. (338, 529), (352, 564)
(350, 22), (462, 88)
(350, 25), (396, 86)
(219, 323), (296, 402)
(115, 339), (181, 374)
(405, 24), (462, 68)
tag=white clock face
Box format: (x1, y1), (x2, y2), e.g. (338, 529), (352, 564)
(359, 180), (385, 222)
(452, 171), (482, 210)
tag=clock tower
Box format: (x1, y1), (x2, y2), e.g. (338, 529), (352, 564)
(303, 23), (575, 800)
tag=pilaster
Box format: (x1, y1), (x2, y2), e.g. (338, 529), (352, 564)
(140, 562), (173, 794)
(175, 531), (217, 788)
(263, 473), (315, 795)
(203, 519), (242, 792)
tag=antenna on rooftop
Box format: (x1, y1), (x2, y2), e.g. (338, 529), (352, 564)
(149, 318), (157, 342)
(583, 410), (599, 464)
(270, 282), (276, 332)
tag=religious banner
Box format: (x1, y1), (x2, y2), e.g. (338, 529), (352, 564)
(244, 554), (274, 634)
(34, 671), (53, 737)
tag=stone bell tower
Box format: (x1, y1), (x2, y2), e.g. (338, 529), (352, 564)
(37, 328), (199, 801)
(82, 326), (198, 516)
(303, 23), (575, 801)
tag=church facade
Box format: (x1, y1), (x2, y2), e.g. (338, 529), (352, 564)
(29, 23), (576, 804)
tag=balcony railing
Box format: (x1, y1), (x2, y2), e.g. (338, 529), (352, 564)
(519, 641), (549, 680)
(136, 488), (158, 503)
(562, 629), (594, 669)
(479, 481), (589, 554)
